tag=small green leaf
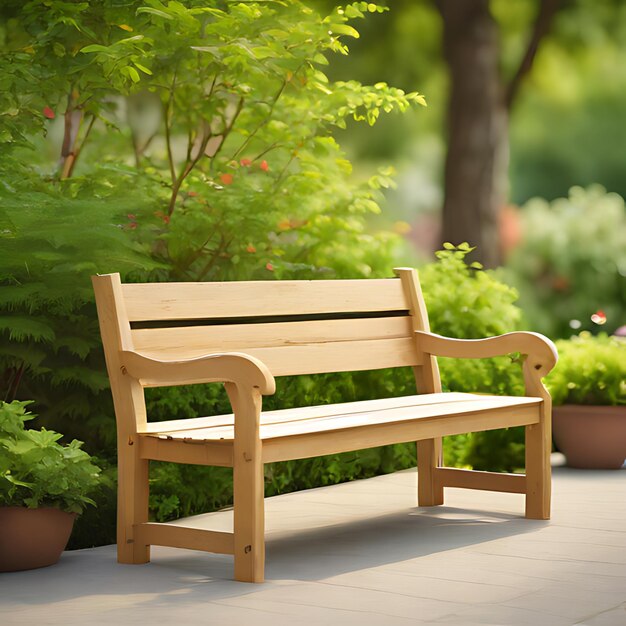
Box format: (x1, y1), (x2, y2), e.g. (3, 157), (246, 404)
(80, 44), (110, 54)
(133, 62), (152, 75)
(136, 7), (174, 20)
(330, 24), (360, 38)
(127, 66), (141, 83)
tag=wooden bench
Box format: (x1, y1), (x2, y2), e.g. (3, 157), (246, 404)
(92, 268), (557, 583)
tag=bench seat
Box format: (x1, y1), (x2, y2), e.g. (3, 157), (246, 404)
(143, 392), (541, 455)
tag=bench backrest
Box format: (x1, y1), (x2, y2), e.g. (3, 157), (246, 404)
(92, 268), (440, 387)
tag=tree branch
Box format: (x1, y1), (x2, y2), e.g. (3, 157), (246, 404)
(505, 0), (562, 110)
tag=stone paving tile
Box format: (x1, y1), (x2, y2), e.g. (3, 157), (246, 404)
(1, 466), (624, 626)
(431, 603), (575, 626)
(502, 586), (626, 622)
(322, 568), (524, 604)
(215, 580), (468, 623)
(575, 603), (626, 626)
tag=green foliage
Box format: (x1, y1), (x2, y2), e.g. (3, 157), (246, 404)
(0, 400), (102, 513)
(420, 244), (527, 472)
(546, 333), (626, 406)
(0, 158), (159, 449)
(420, 244), (525, 397)
(0, 1), (424, 451)
(504, 186), (626, 339)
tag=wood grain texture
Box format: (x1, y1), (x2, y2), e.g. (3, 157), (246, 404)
(121, 350), (275, 393)
(262, 404), (540, 464)
(92, 274), (150, 564)
(435, 467), (526, 494)
(395, 268), (444, 507)
(144, 393), (541, 442)
(132, 316), (413, 353)
(135, 523), (234, 554)
(122, 277), (408, 321)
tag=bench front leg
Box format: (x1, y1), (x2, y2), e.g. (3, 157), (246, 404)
(417, 438), (444, 506)
(227, 382), (265, 583)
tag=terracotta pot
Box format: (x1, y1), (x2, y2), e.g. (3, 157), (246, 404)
(552, 405), (626, 469)
(0, 507), (76, 572)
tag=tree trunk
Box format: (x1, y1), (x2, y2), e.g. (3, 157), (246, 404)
(437, 0), (507, 268)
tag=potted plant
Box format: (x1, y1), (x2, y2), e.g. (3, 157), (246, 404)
(545, 332), (626, 469)
(0, 400), (101, 571)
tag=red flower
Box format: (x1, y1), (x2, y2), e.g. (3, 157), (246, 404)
(240, 158), (251, 167)
(43, 106), (55, 119)
(265, 262), (274, 271)
(188, 191), (199, 197)
(246, 244), (256, 253)
(220, 173), (234, 185)
(260, 160), (269, 172)
(127, 214), (136, 221)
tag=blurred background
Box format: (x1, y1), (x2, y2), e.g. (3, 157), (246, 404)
(324, 0), (626, 337)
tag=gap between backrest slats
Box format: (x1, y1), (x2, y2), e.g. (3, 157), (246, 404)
(121, 278), (407, 321)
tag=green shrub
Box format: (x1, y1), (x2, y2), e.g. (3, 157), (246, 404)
(0, 1), (421, 454)
(545, 333), (626, 406)
(505, 185), (626, 339)
(0, 400), (102, 514)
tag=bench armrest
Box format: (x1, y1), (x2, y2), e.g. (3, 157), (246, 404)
(120, 350), (276, 395)
(414, 331), (558, 378)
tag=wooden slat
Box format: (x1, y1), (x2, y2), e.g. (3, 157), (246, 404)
(135, 523), (234, 554)
(138, 336), (421, 379)
(435, 467), (527, 494)
(138, 435), (233, 467)
(131, 316), (413, 354)
(262, 404), (540, 463)
(146, 394), (541, 442)
(122, 278), (408, 321)
(141, 393), (479, 436)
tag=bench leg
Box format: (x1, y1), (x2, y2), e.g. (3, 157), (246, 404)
(417, 437), (444, 506)
(229, 383), (265, 583)
(233, 447), (265, 582)
(525, 422), (551, 519)
(117, 436), (150, 564)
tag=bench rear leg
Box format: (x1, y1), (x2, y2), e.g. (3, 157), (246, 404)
(117, 439), (150, 563)
(525, 421), (551, 519)
(417, 437), (444, 506)
(233, 447), (265, 582)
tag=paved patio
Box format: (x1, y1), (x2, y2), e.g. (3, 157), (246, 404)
(1, 458), (625, 626)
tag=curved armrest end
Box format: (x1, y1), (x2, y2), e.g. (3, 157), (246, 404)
(415, 331), (558, 377)
(120, 350), (276, 395)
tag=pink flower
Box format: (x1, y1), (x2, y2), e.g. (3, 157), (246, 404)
(265, 262), (274, 271)
(591, 310), (607, 325)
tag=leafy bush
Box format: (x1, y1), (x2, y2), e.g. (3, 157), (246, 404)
(545, 333), (626, 406)
(0, 1), (424, 453)
(0, 400), (102, 513)
(0, 159), (159, 450)
(505, 185), (626, 339)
